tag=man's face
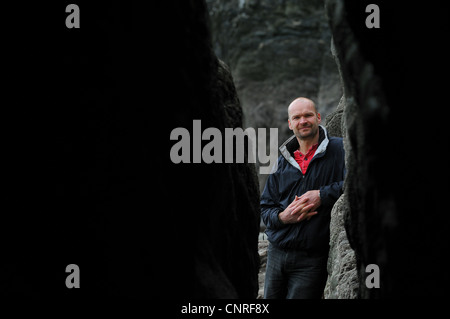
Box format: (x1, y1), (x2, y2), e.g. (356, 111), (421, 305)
(288, 101), (321, 140)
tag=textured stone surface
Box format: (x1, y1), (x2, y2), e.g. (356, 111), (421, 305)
(324, 94), (345, 138)
(323, 26), (358, 298)
(257, 238), (269, 299)
(324, 194), (358, 298)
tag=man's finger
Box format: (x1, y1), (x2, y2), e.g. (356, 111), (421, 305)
(297, 212), (316, 222)
(306, 211), (318, 221)
(298, 196), (308, 204)
(297, 212), (308, 222)
(298, 191), (310, 199)
(287, 196), (301, 209)
(290, 202), (307, 215)
(297, 211), (317, 222)
(292, 203), (314, 215)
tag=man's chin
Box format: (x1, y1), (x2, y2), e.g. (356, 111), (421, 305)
(299, 130), (312, 137)
(296, 133), (312, 139)
(296, 128), (317, 139)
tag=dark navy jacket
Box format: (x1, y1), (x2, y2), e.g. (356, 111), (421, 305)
(261, 126), (345, 252)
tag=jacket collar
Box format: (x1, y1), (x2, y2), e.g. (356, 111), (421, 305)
(279, 125), (329, 172)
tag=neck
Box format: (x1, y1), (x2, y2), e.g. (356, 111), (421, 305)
(297, 131), (319, 154)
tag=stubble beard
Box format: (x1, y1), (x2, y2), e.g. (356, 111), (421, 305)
(296, 125), (318, 140)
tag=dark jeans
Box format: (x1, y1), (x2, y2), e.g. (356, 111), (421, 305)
(264, 243), (328, 299)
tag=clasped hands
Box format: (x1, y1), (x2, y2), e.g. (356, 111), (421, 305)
(278, 190), (321, 224)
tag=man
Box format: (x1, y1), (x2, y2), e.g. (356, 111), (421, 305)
(261, 97), (345, 299)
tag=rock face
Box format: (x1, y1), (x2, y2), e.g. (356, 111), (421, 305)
(324, 194), (358, 298)
(206, 0), (342, 190)
(3, 1), (260, 298)
(257, 237), (269, 299)
(323, 32), (358, 299)
(325, 0), (450, 298)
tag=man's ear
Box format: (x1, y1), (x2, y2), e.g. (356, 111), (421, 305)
(317, 113), (321, 124)
(288, 119), (293, 130)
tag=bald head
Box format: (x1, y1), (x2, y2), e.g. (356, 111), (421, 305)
(287, 97), (321, 141)
(287, 97), (317, 119)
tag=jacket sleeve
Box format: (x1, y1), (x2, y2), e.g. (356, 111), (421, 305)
(260, 157), (287, 230)
(319, 180), (344, 208)
(319, 143), (346, 208)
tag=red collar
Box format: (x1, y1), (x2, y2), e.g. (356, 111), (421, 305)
(293, 143), (319, 174)
(298, 143), (319, 157)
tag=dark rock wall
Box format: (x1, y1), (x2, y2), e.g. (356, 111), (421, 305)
(326, 0), (450, 298)
(2, 1), (260, 298)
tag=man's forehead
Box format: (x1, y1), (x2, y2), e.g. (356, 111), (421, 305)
(288, 101), (316, 116)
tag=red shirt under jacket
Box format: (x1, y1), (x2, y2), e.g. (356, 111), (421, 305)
(293, 143), (319, 174)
